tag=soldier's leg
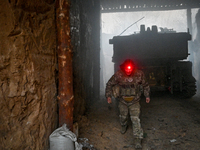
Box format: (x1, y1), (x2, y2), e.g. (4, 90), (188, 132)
(129, 102), (143, 148)
(118, 101), (129, 134)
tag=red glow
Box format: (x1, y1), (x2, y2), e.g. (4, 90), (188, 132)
(125, 63), (134, 75)
(120, 59), (135, 76)
(127, 65), (131, 70)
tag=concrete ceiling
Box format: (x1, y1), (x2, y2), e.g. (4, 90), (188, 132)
(100, 0), (200, 13)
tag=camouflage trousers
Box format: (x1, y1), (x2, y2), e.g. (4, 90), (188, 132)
(118, 101), (143, 139)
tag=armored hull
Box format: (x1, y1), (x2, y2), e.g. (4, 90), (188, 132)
(109, 25), (196, 98)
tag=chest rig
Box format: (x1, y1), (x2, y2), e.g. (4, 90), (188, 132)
(112, 74), (140, 102)
(121, 76), (139, 101)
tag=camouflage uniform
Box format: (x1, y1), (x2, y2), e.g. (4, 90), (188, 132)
(105, 69), (150, 139)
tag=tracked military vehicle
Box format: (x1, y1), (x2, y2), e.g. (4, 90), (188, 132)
(109, 25), (196, 98)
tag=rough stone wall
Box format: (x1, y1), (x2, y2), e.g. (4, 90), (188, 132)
(0, 0), (57, 149)
(70, 0), (100, 120)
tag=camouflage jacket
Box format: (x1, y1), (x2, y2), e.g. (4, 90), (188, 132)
(105, 69), (150, 105)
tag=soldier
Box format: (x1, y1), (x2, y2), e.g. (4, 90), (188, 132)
(105, 59), (150, 149)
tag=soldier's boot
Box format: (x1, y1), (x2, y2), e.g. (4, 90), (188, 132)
(120, 125), (127, 134)
(134, 138), (142, 149)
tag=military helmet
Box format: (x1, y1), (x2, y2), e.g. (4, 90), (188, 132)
(120, 59), (135, 75)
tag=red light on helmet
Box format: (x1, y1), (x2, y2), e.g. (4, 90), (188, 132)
(125, 64), (133, 75)
(127, 65), (132, 70)
(120, 59), (135, 76)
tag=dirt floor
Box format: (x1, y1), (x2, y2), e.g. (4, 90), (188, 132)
(78, 91), (200, 150)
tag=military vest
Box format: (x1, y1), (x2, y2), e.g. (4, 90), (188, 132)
(112, 73), (141, 101)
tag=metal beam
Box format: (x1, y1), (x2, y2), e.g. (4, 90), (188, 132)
(187, 8), (192, 35)
(101, 0), (200, 13)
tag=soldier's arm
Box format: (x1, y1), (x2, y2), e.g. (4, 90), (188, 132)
(141, 71), (150, 98)
(105, 74), (118, 99)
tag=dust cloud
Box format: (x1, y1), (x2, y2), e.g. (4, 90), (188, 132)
(100, 9), (200, 96)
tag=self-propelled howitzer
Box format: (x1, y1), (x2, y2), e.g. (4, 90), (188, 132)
(109, 25), (196, 98)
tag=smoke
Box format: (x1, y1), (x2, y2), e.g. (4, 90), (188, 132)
(100, 33), (114, 95)
(101, 10), (188, 35)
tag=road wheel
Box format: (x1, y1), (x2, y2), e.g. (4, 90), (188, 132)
(181, 81), (196, 98)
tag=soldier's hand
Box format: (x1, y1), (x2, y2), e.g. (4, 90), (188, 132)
(107, 97), (112, 104)
(146, 97), (150, 103)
